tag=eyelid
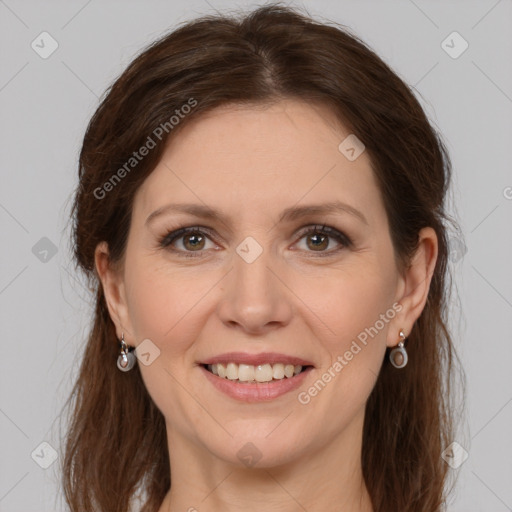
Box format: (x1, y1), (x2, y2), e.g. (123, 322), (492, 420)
(295, 224), (351, 242)
(159, 225), (218, 247)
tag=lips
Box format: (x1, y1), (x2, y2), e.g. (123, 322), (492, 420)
(200, 351), (314, 367)
(200, 364), (312, 401)
(198, 352), (315, 401)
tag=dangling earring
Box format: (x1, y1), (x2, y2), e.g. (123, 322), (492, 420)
(389, 329), (408, 369)
(117, 332), (136, 372)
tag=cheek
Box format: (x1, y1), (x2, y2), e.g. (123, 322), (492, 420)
(123, 258), (209, 428)
(295, 260), (396, 404)
(124, 255), (206, 348)
(302, 263), (395, 348)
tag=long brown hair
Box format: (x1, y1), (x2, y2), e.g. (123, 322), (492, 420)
(61, 3), (464, 511)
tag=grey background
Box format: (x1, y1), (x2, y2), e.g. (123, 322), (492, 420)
(1, 0), (511, 510)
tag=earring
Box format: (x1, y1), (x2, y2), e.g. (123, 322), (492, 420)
(389, 329), (408, 369)
(117, 332), (136, 372)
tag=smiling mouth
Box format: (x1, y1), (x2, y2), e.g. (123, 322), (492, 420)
(202, 362), (313, 384)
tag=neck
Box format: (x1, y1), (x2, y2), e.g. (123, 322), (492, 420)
(159, 410), (373, 512)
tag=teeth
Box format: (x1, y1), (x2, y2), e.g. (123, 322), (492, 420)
(226, 362), (238, 380)
(208, 362), (305, 382)
(284, 364), (294, 378)
(255, 363), (273, 382)
(238, 364), (255, 382)
(272, 363), (285, 379)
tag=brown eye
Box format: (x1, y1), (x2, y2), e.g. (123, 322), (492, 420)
(295, 225), (352, 255)
(159, 226), (216, 257)
(306, 232), (329, 251)
(181, 232), (206, 251)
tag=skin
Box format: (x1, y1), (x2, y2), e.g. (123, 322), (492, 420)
(95, 99), (438, 512)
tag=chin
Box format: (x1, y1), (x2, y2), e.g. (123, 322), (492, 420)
(201, 429), (314, 469)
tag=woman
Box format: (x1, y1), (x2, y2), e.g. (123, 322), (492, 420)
(62, 3), (463, 511)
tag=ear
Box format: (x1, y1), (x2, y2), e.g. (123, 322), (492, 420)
(94, 241), (134, 342)
(387, 227), (438, 347)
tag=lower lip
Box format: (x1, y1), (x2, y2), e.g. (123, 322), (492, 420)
(200, 365), (313, 402)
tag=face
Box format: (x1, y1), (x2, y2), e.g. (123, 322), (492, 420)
(98, 99), (431, 469)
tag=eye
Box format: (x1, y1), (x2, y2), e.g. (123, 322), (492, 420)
(159, 226), (217, 258)
(294, 224), (352, 255)
(159, 224), (352, 258)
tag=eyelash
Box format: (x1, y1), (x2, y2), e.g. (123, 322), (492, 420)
(158, 224), (353, 259)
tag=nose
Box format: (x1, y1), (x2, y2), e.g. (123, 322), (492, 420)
(216, 241), (293, 335)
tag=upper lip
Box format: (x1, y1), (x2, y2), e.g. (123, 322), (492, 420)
(200, 352), (314, 367)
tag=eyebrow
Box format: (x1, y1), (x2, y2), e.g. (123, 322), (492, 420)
(145, 200), (368, 227)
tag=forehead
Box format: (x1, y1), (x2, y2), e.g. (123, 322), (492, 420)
(134, 99), (386, 230)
